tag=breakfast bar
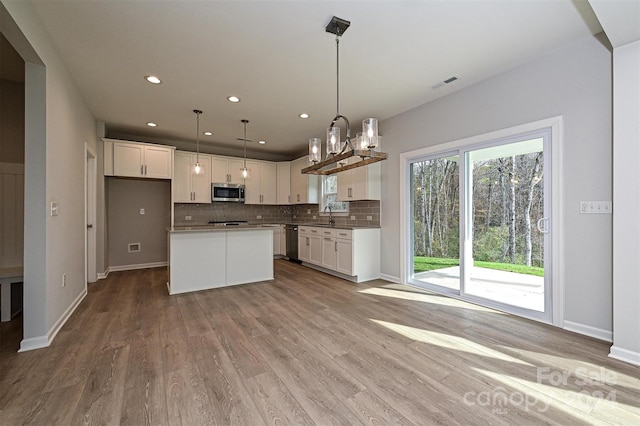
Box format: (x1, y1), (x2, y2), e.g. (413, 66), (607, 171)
(167, 226), (274, 295)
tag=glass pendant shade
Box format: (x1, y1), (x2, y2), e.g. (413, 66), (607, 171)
(327, 127), (341, 154)
(309, 138), (321, 163)
(362, 118), (379, 149)
(194, 161), (202, 175)
(356, 132), (366, 150)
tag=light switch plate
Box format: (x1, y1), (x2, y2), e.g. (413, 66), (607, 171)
(140, 208), (145, 215)
(579, 201), (612, 214)
(50, 201), (59, 216)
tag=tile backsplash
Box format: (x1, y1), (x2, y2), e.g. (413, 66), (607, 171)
(174, 200), (380, 227)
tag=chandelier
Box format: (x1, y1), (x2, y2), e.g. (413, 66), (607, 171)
(302, 16), (387, 175)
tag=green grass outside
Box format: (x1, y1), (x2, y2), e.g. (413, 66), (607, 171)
(414, 256), (544, 277)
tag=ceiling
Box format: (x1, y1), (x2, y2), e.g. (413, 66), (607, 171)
(12, 1), (604, 160)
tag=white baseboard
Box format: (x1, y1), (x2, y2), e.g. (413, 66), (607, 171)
(379, 273), (401, 284)
(564, 320), (613, 342)
(19, 287), (87, 352)
(609, 346), (640, 366)
(97, 269), (109, 280)
(106, 261), (167, 273)
(19, 335), (49, 352)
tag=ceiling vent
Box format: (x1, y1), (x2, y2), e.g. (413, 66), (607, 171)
(431, 76), (459, 90)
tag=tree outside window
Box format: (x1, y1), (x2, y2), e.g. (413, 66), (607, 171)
(321, 175), (348, 212)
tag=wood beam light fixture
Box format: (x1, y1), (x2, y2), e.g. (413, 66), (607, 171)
(302, 16), (388, 176)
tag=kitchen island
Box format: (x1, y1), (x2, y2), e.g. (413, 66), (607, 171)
(167, 225), (273, 295)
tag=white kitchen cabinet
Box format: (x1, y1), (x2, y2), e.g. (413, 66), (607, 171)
(168, 228), (273, 294)
(309, 232), (322, 265)
(298, 229), (311, 262)
(299, 225), (379, 282)
(321, 228), (337, 270)
(245, 160), (277, 205)
(212, 156), (245, 184)
(290, 156), (319, 204)
(112, 140), (174, 179)
(337, 155), (381, 201)
(174, 151), (212, 203)
(335, 230), (354, 275)
(103, 139), (174, 179)
(276, 162), (291, 205)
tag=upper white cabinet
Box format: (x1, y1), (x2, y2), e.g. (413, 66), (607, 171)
(103, 139), (174, 179)
(174, 151), (212, 203)
(244, 160), (277, 205)
(276, 162), (291, 205)
(212, 156), (245, 185)
(112, 140), (174, 179)
(290, 156), (319, 204)
(337, 156), (381, 201)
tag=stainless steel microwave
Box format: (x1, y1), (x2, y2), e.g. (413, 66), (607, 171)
(212, 183), (245, 202)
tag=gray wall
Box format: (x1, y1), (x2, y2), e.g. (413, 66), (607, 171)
(0, 79), (24, 164)
(380, 34), (613, 334)
(107, 178), (171, 268)
(3, 0), (99, 348)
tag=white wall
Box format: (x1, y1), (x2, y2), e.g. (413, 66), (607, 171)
(380, 35), (613, 335)
(611, 40), (640, 364)
(2, 1), (98, 349)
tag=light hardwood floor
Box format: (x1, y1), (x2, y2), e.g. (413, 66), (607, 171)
(1, 260), (638, 425)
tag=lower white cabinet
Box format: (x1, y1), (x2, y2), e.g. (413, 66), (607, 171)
(299, 226), (379, 282)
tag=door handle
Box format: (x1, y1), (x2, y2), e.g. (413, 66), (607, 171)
(87, 224), (93, 229)
(537, 218), (550, 234)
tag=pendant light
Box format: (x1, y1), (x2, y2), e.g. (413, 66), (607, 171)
(302, 16), (387, 175)
(240, 119), (249, 179)
(193, 109), (203, 175)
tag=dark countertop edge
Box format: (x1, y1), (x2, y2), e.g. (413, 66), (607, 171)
(169, 223), (380, 232)
(168, 225), (278, 233)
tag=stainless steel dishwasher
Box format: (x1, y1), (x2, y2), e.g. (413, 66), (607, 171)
(285, 224), (299, 261)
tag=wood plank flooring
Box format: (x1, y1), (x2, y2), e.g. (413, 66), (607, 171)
(0, 260), (638, 425)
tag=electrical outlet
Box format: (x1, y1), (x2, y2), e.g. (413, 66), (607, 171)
(62, 273), (66, 287)
(312, 215), (317, 219)
(185, 215), (192, 221)
(140, 208), (145, 215)
(367, 215), (373, 220)
(307, 209), (311, 214)
(257, 215), (262, 219)
(351, 215), (356, 220)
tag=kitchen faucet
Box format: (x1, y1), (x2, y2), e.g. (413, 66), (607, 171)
(324, 205), (335, 226)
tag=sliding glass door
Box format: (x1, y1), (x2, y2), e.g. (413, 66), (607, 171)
(410, 153), (460, 294)
(410, 131), (551, 321)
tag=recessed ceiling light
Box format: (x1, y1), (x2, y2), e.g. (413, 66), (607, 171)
(203, 131), (213, 136)
(299, 113), (310, 119)
(145, 75), (162, 84)
(258, 140), (266, 145)
(227, 96), (240, 103)
(146, 122), (158, 127)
